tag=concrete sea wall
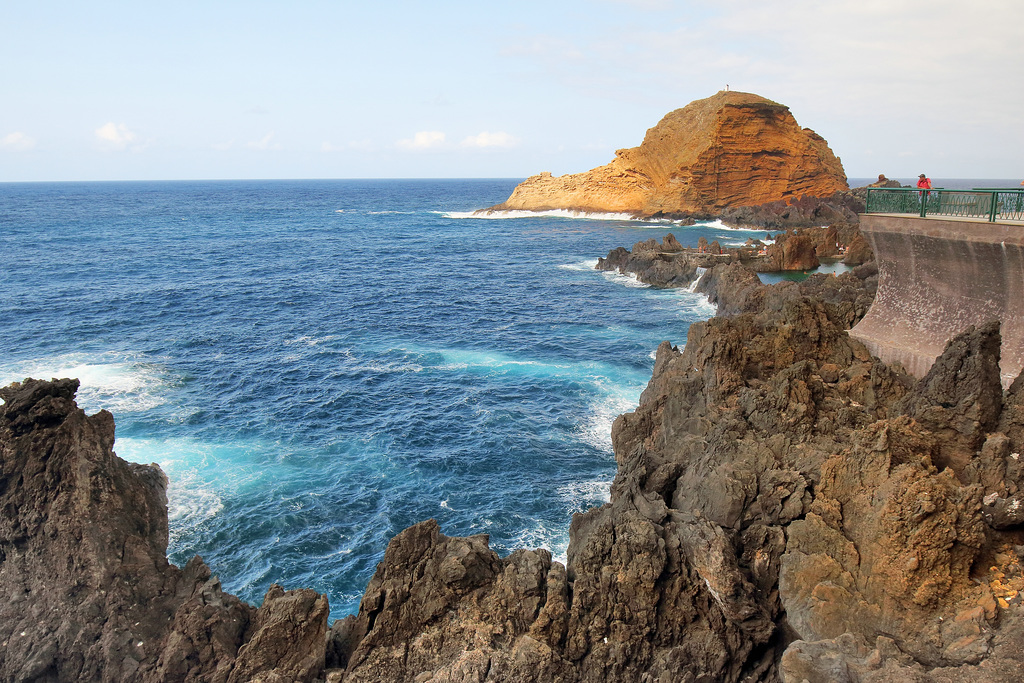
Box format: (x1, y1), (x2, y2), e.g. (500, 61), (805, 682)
(850, 214), (1024, 386)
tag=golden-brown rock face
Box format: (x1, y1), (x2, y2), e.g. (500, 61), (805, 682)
(487, 91), (848, 216)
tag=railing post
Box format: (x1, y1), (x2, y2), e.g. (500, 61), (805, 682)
(920, 190), (928, 218)
(990, 190), (998, 222)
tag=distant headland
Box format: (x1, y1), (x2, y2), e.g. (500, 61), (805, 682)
(480, 90), (848, 218)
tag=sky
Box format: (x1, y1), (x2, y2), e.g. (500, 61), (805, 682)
(2, 0), (1022, 182)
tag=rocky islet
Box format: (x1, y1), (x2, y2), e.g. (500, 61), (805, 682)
(481, 90), (849, 218)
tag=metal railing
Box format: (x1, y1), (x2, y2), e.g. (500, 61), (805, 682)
(865, 187), (1024, 222)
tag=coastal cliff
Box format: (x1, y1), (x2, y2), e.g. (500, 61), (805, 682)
(5, 258), (1024, 681)
(483, 91), (849, 217)
(0, 379), (329, 682)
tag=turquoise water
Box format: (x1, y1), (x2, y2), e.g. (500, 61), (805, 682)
(0, 179), (774, 619)
(757, 260), (852, 285)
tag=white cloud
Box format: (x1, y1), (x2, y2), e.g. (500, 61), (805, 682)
(247, 132), (282, 151)
(460, 131), (518, 149)
(397, 131), (446, 150)
(1, 132), (36, 151)
(95, 122), (137, 150)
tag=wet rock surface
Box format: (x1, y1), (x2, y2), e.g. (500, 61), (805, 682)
(3, 244), (1024, 681)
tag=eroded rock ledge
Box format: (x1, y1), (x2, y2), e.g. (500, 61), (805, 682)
(5, 255), (1024, 681)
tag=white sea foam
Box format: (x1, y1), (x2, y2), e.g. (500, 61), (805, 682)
(599, 270), (650, 288)
(558, 259), (600, 272)
(433, 348), (571, 375)
(115, 437), (229, 545)
(0, 352), (172, 413)
(340, 349), (423, 374)
(443, 209), (642, 222)
(576, 376), (644, 452)
(558, 478), (613, 511)
(501, 520), (571, 566)
(285, 334), (340, 347)
(672, 291), (717, 318)
(500, 479), (614, 566)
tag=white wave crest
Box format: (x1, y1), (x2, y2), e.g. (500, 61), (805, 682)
(696, 218), (779, 234)
(443, 209), (641, 222)
(599, 270), (650, 288)
(558, 259), (600, 272)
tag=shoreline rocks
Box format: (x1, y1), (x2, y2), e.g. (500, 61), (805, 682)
(4, 240), (1024, 681)
(595, 226), (873, 289)
(0, 378), (329, 682)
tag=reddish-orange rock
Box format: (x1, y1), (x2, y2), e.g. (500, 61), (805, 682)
(486, 91), (848, 216)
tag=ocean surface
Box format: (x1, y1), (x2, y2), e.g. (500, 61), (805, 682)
(1, 177), (1009, 621)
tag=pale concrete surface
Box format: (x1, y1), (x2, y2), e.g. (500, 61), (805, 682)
(849, 214), (1024, 387)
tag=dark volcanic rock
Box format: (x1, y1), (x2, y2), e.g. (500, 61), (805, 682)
(334, 253), (1024, 681)
(0, 378), (328, 683)
(6, 237), (1024, 682)
(595, 233), (731, 288)
(719, 192), (864, 230)
(766, 230), (820, 271)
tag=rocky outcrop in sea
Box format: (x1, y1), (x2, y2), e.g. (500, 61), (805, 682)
(595, 226), (872, 285)
(4, 248), (1024, 681)
(480, 91), (849, 217)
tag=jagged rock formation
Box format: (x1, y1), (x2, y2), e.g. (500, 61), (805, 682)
(596, 228), (870, 285)
(719, 192), (864, 230)
(4, 259), (1024, 681)
(331, 265), (1024, 681)
(0, 378), (328, 682)
(482, 91), (848, 217)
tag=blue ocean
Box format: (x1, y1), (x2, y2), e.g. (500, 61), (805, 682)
(0, 178), (878, 620)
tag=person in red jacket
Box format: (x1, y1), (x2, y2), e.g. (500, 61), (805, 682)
(917, 173), (932, 199)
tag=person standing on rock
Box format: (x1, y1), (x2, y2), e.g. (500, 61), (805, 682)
(917, 173), (932, 193)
